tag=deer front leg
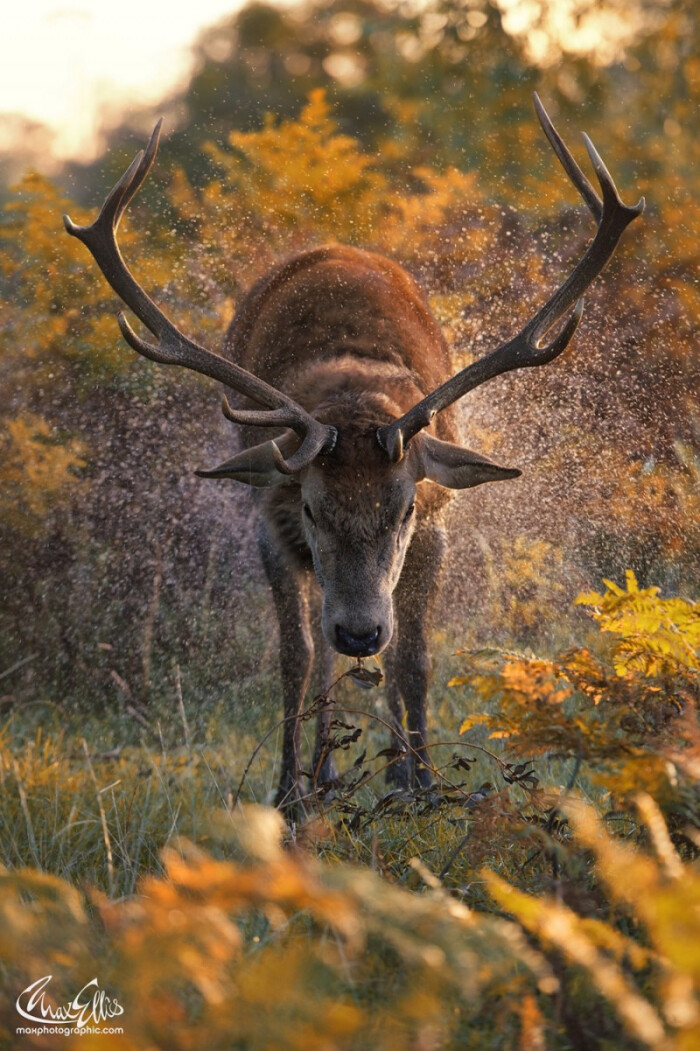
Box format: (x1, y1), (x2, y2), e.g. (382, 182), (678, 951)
(258, 520), (314, 812)
(382, 648), (410, 788)
(392, 525), (447, 788)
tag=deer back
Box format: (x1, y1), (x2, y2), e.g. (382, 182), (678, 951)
(224, 244), (461, 447)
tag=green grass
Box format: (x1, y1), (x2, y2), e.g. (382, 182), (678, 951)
(0, 631), (591, 901)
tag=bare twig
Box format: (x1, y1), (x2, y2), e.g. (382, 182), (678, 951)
(126, 704), (156, 736)
(0, 653), (38, 683)
(110, 669), (134, 700)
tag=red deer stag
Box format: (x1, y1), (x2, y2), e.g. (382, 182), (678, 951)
(64, 96), (643, 810)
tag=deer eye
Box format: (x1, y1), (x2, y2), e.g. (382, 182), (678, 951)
(303, 503), (316, 526)
(403, 502), (415, 524)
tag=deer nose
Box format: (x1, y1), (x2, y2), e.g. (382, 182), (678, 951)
(335, 624), (382, 657)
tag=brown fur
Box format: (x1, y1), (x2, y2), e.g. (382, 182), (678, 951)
(227, 244), (459, 439)
(216, 243), (475, 802)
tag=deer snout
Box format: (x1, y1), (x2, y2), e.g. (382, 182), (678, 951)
(335, 624), (382, 658)
(320, 571), (394, 657)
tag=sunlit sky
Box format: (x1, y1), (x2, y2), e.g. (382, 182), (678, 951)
(0, 0), (249, 163)
(1, 0), (643, 170)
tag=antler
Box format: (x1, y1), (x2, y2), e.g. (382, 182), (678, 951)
(63, 121), (337, 474)
(377, 93), (645, 462)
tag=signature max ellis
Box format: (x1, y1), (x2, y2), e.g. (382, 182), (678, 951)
(16, 974), (124, 1029)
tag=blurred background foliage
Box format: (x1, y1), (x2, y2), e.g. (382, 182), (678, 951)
(0, 1), (698, 1045)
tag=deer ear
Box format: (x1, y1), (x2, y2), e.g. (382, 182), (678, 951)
(195, 433), (300, 488)
(411, 434), (521, 489)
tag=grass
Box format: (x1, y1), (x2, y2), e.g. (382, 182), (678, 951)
(0, 597), (697, 1050)
(0, 629), (594, 901)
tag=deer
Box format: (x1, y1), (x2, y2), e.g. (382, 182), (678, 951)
(64, 95), (643, 811)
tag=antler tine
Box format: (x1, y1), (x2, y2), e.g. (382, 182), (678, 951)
(221, 396), (337, 474)
(377, 95), (644, 463)
(221, 396), (303, 430)
(275, 430), (338, 474)
(115, 120), (163, 219)
(533, 95), (601, 223)
(64, 122), (337, 467)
